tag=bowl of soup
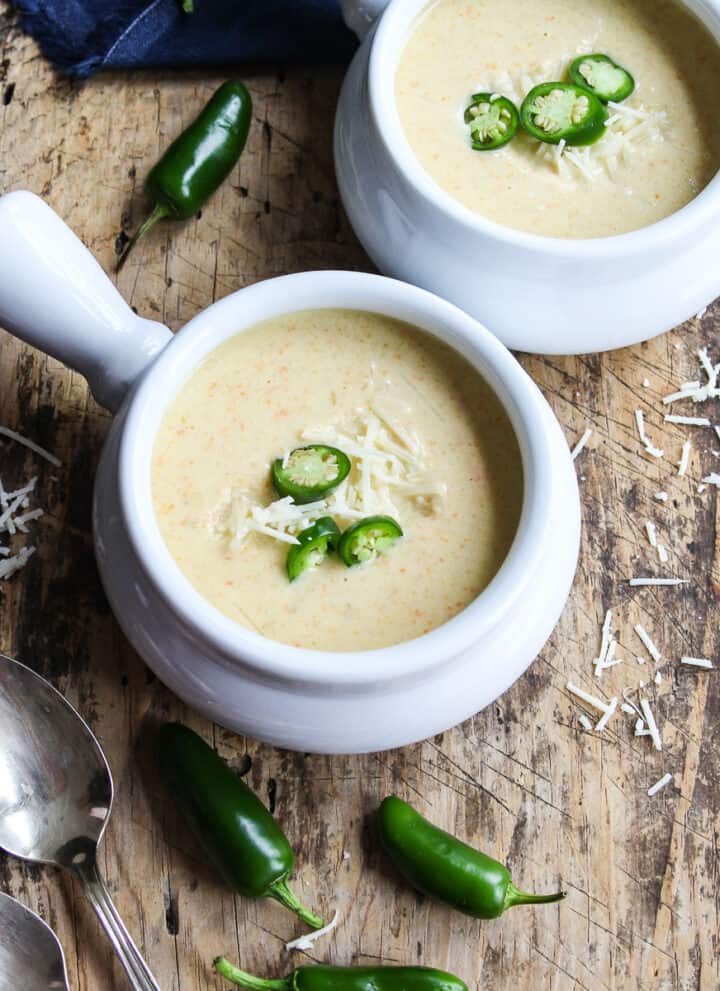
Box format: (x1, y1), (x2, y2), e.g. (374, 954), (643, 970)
(0, 191), (580, 752)
(336, 0), (720, 353)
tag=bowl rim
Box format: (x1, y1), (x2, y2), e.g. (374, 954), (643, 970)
(367, 0), (720, 254)
(118, 271), (559, 688)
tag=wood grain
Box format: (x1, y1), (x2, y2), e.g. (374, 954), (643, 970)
(0, 6), (718, 990)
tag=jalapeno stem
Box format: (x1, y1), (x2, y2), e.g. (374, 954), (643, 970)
(503, 883), (566, 911)
(116, 202), (170, 272)
(269, 877), (325, 929)
(214, 958), (291, 990)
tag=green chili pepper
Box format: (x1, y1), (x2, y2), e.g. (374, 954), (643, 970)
(156, 723), (324, 929)
(520, 81), (607, 146)
(464, 92), (519, 150)
(286, 517), (341, 581)
(569, 53), (635, 103)
(117, 80), (252, 270)
(338, 516), (403, 567)
(272, 446), (351, 504)
(214, 961), (469, 991)
(378, 796), (565, 919)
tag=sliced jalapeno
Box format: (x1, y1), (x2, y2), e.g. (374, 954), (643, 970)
(272, 445), (351, 504)
(286, 517), (341, 582)
(338, 516), (403, 567)
(520, 82), (608, 146)
(569, 53), (635, 103)
(464, 93), (519, 150)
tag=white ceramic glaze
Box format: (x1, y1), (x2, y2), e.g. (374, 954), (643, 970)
(335, 0), (720, 354)
(0, 191), (580, 753)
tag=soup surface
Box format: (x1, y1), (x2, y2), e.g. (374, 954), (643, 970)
(152, 310), (523, 651)
(395, 0), (720, 238)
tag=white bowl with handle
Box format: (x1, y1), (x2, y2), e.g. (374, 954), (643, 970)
(0, 191), (580, 753)
(335, 0), (720, 354)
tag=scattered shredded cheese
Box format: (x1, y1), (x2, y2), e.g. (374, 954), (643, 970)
(570, 427), (592, 461)
(628, 578), (688, 587)
(677, 441), (691, 477)
(634, 409), (663, 458)
(578, 713), (593, 731)
(657, 544), (668, 564)
(634, 623), (661, 663)
(654, 491), (668, 502)
(647, 773), (672, 797)
(593, 609), (614, 678)
(701, 473), (720, 487)
(654, 671), (662, 686)
(644, 521), (657, 548)
(680, 656), (714, 669)
(0, 426), (62, 467)
(639, 699), (662, 751)
(567, 680), (615, 715)
(285, 910), (339, 952)
(662, 347), (720, 406)
(664, 414), (711, 427)
(595, 697), (618, 732)
(621, 702), (636, 715)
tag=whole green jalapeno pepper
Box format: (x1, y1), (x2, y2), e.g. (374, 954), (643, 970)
(157, 723), (324, 928)
(378, 796), (565, 919)
(214, 961), (469, 991)
(117, 80), (252, 270)
(520, 81), (607, 146)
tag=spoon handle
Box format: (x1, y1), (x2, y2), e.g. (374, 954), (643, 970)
(74, 858), (161, 991)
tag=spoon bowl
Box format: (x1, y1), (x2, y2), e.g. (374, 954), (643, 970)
(0, 891), (69, 991)
(0, 654), (160, 991)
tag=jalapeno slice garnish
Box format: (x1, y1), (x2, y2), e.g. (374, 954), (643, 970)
(272, 445), (351, 504)
(520, 82), (608, 146)
(464, 93), (519, 150)
(286, 517), (341, 582)
(569, 53), (635, 103)
(338, 516), (403, 567)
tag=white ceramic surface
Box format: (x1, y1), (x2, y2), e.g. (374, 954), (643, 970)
(335, 0), (720, 354)
(0, 191), (580, 753)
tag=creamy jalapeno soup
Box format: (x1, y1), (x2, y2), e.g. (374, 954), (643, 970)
(152, 310), (523, 651)
(395, 0), (720, 238)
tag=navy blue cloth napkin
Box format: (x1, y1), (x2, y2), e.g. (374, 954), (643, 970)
(13, 0), (357, 77)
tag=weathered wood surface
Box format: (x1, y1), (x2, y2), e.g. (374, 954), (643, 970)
(0, 6), (718, 990)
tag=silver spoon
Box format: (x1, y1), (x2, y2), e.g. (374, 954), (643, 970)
(0, 654), (160, 991)
(0, 890), (70, 991)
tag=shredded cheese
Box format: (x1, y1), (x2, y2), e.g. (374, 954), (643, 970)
(578, 713), (593, 731)
(677, 441), (691, 477)
(664, 414), (711, 427)
(701, 473), (720, 487)
(662, 347), (720, 406)
(285, 911), (339, 952)
(567, 680), (615, 714)
(639, 699), (662, 751)
(628, 578), (688, 587)
(644, 521), (657, 548)
(634, 623), (661, 663)
(680, 656), (714, 669)
(0, 426), (62, 467)
(634, 409), (663, 459)
(593, 609), (614, 678)
(647, 773), (672, 797)
(595, 697), (618, 732)
(654, 491), (668, 502)
(570, 427), (592, 461)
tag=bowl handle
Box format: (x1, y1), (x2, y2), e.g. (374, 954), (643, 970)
(0, 191), (172, 412)
(340, 0), (391, 38)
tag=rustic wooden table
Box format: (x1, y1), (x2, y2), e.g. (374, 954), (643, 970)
(1, 7), (718, 990)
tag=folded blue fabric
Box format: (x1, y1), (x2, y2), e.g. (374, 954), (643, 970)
(12, 0), (357, 77)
